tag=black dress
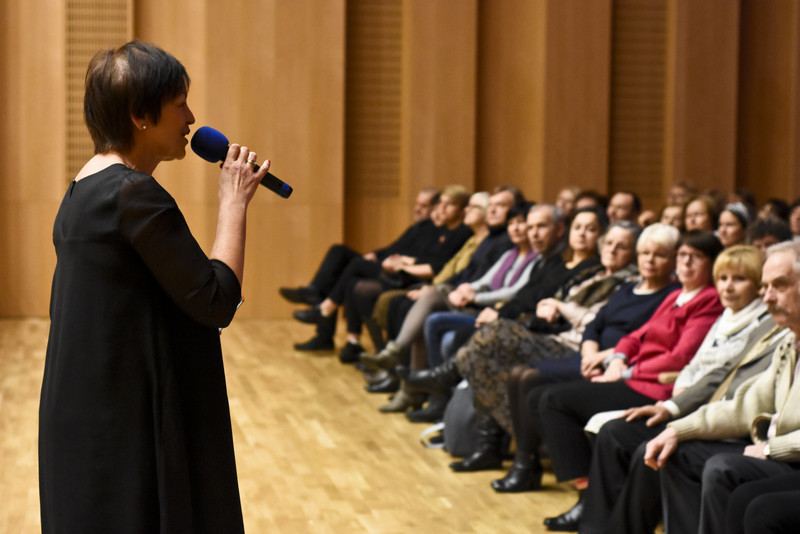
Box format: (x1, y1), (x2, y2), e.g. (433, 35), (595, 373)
(39, 165), (245, 533)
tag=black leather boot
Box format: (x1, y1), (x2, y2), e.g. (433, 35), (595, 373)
(544, 490), (585, 531)
(405, 393), (449, 423)
(449, 413), (505, 472)
(403, 358), (462, 396)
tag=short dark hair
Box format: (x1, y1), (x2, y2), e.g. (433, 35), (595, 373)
(615, 191), (642, 214)
(747, 218), (793, 244)
(84, 40), (190, 153)
(575, 190), (609, 210)
(679, 230), (724, 264)
(492, 185), (526, 206)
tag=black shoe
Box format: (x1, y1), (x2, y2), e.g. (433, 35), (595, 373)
(338, 342), (365, 364)
(365, 375), (400, 394)
(293, 335), (334, 351)
(279, 286), (322, 305)
(405, 360), (461, 396)
(491, 462), (543, 493)
(544, 493), (584, 531)
(293, 307), (323, 324)
(405, 394), (448, 423)
(449, 449), (503, 472)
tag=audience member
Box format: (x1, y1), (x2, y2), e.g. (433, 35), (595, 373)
(643, 241), (800, 534)
(717, 202), (750, 248)
(667, 180), (697, 207)
(403, 208), (613, 425)
(606, 191), (641, 224)
(279, 186), (441, 309)
(579, 246), (785, 534)
(758, 197), (791, 223)
(413, 187), (441, 222)
(538, 231), (724, 531)
(363, 202), (536, 413)
(490, 223), (680, 494)
(555, 186), (581, 220)
(683, 195), (718, 232)
(789, 198), (800, 241)
(659, 204), (684, 231)
(395, 204), (571, 422)
(747, 217), (793, 255)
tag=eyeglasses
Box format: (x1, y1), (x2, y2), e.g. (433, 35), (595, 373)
(677, 251), (706, 263)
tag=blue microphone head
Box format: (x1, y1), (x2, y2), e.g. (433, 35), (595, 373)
(191, 126), (229, 163)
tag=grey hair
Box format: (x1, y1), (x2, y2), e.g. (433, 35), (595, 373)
(531, 203), (566, 227)
(766, 241), (800, 278)
(469, 191), (490, 213)
(637, 222), (680, 253)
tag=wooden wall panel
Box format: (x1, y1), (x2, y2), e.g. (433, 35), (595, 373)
(136, 0), (346, 319)
(344, 0), (478, 253)
(0, 0), (66, 316)
(737, 0), (800, 205)
(476, 0), (612, 204)
(664, 0), (739, 205)
(608, 0), (667, 210)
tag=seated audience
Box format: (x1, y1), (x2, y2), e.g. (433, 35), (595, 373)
(279, 187), (440, 307)
(402, 208), (615, 425)
(643, 241), (800, 534)
(291, 186), (472, 355)
(537, 231), (724, 531)
(487, 223), (680, 494)
(578, 245), (785, 534)
(376, 204), (570, 415)
(361, 201), (538, 412)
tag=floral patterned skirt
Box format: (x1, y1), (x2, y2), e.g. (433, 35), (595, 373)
(455, 318), (572, 432)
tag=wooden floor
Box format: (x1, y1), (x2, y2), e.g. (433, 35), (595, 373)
(0, 317), (581, 533)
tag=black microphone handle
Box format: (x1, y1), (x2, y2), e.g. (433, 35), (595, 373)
(252, 163), (293, 199)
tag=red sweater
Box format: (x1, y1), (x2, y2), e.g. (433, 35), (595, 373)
(615, 285), (723, 401)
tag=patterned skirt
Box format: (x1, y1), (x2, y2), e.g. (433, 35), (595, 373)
(455, 318), (573, 433)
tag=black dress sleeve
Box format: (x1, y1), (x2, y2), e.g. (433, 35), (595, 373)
(117, 171), (242, 328)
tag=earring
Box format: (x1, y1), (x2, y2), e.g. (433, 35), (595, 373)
(142, 125), (147, 130)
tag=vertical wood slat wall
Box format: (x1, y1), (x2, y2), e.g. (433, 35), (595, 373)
(66, 0), (132, 182)
(608, 0), (667, 210)
(2, 0), (800, 318)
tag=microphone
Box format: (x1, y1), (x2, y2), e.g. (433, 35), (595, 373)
(191, 126), (292, 199)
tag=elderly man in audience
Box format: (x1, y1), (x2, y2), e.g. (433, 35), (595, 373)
(578, 246), (788, 534)
(644, 241), (800, 534)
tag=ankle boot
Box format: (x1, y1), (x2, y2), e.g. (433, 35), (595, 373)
(378, 389), (425, 413)
(405, 393), (449, 423)
(544, 490), (585, 531)
(491, 458), (543, 493)
(449, 413), (505, 472)
(405, 358), (462, 396)
(360, 340), (403, 371)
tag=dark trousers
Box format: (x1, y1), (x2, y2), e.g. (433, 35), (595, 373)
(517, 354), (583, 458)
(580, 417), (663, 534)
(538, 381), (652, 482)
(309, 244), (363, 295)
(659, 440), (747, 534)
(727, 472), (800, 534)
(696, 452), (798, 534)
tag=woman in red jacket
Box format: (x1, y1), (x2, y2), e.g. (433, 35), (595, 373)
(536, 230), (724, 532)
